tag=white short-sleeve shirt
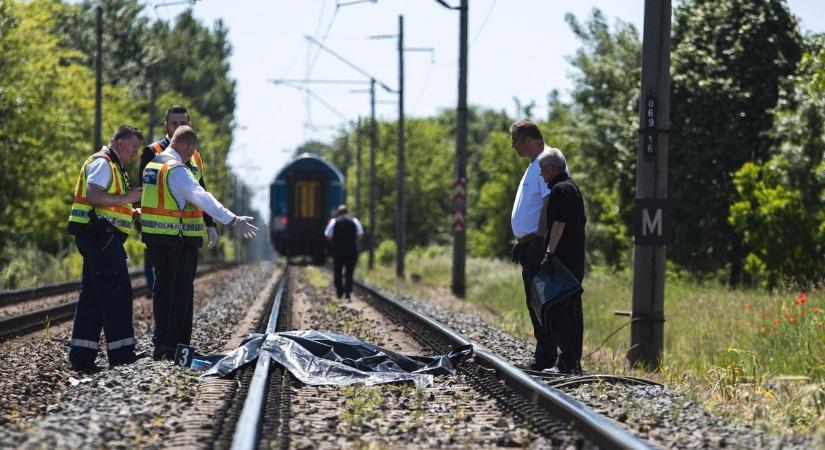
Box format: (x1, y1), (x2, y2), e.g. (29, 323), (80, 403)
(510, 157), (551, 238)
(85, 147), (121, 188)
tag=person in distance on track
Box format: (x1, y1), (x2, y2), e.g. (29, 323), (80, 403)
(140, 126), (258, 360)
(66, 125), (146, 373)
(324, 204), (364, 299)
(538, 147), (586, 375)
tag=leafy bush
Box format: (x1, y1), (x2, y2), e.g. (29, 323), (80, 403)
(375, 240), (396, 266)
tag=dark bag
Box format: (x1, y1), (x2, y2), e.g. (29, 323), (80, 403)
(530, 258), (583, 328)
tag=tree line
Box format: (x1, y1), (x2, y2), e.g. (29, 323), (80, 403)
(0, 0), (252, 287)
(310, 0), (824, 289)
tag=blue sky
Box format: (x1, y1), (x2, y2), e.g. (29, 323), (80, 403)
(148, 0), (825, 218)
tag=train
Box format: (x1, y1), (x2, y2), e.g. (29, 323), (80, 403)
(269, 153), (344, 263)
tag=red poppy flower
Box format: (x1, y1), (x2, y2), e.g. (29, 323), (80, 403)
(796, 291), (808, 305)
(789, 317), (798, 324)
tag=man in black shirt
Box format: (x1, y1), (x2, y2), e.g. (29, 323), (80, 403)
(538, 148), (586, 374)
(324, 205), (364, 299)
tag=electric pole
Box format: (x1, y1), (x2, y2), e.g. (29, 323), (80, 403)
(396, 15), (406, 278)
(148, 75), (158, 142)
(629, 0), (671, 369)
(436, 0), (469, 298)
(355, 116), (363, 218)
(369, 78), (377, 270)
(93, 6), (103, 152)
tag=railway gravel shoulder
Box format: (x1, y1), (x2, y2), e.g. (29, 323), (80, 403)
(0, 262), (275, 449)
(363, 280), (815, 449)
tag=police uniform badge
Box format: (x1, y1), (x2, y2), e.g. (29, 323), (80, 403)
(143, 168), (159, 185)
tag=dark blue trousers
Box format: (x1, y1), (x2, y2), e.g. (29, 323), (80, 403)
(69, 232), (137, 366)
(147, 241), (198, 359)
(333, 253), (357, 297)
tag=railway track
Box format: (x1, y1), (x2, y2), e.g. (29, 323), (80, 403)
(0, 262), (235, 341)
(218, 266), (653, 450)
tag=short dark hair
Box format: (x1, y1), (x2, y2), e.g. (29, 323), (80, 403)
(111, 124), (143, 142)
(165, 105), (189, 121)
(337, 204), (349, 215)
(509, 119), (543, 142)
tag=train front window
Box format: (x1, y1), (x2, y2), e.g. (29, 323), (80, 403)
(294, 180), (321, 219)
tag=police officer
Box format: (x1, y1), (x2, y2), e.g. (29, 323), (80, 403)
(509, 119), (568, 371)
(66, 125), (145, 373)
(137, 106), (219, 291)
(324, 205), (364, 299)
(141, 126), (257, 360)
(137, 106), (218, 339)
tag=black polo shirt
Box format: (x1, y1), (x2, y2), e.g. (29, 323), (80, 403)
(544, 173), (586, 281)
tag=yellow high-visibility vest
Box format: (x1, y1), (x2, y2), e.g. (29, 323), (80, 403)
(67, 149), (134, 235)
(140, 154), (205, 240)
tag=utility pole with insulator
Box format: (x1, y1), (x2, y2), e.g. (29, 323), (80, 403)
(94, 6), (103, 152)
(452, 0), (469, 297)
(629, 0), (671, 369)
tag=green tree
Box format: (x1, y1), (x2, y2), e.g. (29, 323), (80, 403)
(565, 9), (641, 267)
(669, 0), (803, 283)
(0, 0), (138, 255)
(729, 36), (825, 288)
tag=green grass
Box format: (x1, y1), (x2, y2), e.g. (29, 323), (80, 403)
(360, 250), (825, 436)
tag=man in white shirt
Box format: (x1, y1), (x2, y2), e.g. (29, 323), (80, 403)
(510, 119), (564, 371)
(141, 126), (258, 360)
(324, 205), (364, 299)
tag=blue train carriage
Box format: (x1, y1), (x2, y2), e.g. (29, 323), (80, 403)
(269, 153), (344, 263)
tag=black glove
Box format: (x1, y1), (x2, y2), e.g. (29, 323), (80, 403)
(511, 242), (522, 264)
(540, 252), (556, 275)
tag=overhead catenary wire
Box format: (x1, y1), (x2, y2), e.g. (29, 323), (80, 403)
(437, 0), (498, 68)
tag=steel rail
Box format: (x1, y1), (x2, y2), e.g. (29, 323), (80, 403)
(354, 280), (651, 450)
(0, 263), (237, 342)
(0, 262), (231, 308)
(230, 267), (288, 450)
(0, 270), (143, 308)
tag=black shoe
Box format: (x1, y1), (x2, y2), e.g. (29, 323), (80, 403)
(70, 362), (105, 374)
(528, 360), (556, 371)
(344, 292), (351, 299)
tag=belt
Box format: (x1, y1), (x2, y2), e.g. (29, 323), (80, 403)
(517, 233), (543, 244)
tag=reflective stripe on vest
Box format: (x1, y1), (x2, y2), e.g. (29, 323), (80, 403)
(140, 157), (205, 237)
(67, 150), (134, 234)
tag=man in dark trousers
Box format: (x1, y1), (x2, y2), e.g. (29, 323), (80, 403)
(538, 147), (586, 374)
(66, 125), (146, 373)
(324, 205), (364, 299)
(137, 106), (219, 293)
(140, 126), (258, 359)
(509, 119), (562, 371)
